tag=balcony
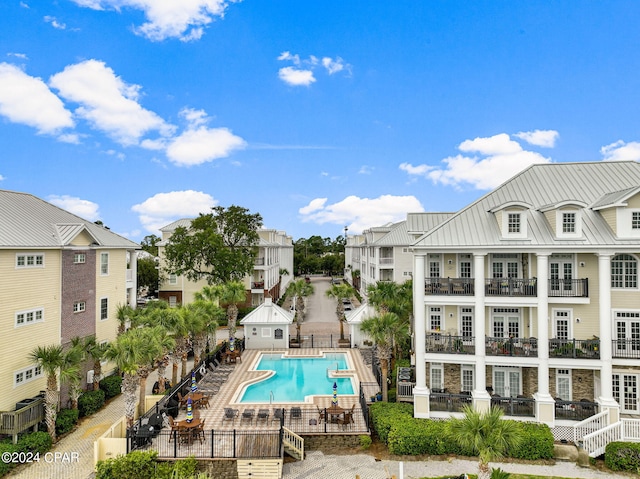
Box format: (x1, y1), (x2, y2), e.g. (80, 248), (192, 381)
(425, 278), (474, 296)
(548, 278), (588, 298)
(485, 278), (537, 297)
(612, 339), (640, 359)
(379, 257), (394, 265)
(486, 337), (538, 357)
(490, 396), (535, 418)
(554, 398), (598, 420)
(254, 258), (265, 266)
(426, 334), (475, 354)
(430, 391), (472, 413)
(251, 281), (265, 290)
(549, 338), (600, 359)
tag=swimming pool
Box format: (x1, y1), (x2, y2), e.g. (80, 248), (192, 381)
(239, 352), (355, 403)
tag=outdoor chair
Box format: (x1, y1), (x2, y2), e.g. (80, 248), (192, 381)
(272, 408), (285, 423)
(338, 411), (354, 429)
(168, 416), (179, 442)
(241, 408), (255, 424)
(257, 408), (270, 423)
(290, 407), (302, 421)
(194, 419), (205, 443)
(197, 396), (210, 409)
(222, 407), (239, 423)
(316, 405), (326, 422)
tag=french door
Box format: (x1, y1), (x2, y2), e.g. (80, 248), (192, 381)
(550, 254), (574, 293)
(613, 373), (639, 414)
(492, 309), (521, 339)
(493, 367), (521, 397)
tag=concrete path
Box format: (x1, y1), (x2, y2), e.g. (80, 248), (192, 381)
(301, 276), (341, 335)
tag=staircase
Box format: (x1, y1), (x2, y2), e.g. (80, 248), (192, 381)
(574, 411), (640, 457)
(282, 426), (304, 460)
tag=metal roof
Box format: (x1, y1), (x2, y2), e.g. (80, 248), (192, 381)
(0, 190), (139, 249)
(412, 161), (640, 249)
(239, 298), (293, 325)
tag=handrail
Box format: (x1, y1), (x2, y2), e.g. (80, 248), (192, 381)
(582, 421), (621, 457)
(574, 409), (609, 444)
(282, 426), (304, 460)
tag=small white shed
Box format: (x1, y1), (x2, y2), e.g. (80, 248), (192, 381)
(346, 302), (376, 348)
(240, 298), (294, 349)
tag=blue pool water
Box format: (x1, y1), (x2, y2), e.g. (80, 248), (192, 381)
(239, 353), (354, 403)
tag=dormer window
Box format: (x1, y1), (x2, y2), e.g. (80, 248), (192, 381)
(501, 210), (527, 239)
(508, 213), (521, 233)
(556, 208), (582, 238)
(632, 212), (640, 230)
(562, 212), (576, 233)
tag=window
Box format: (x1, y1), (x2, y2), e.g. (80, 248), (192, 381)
(461, 307), (474, 339)
(556, 369), (572, 401)
(100, 298), (108, 320)
(459, 254), (472, 278)
(274, 328), (283, 339)
(73, 301), (86, 313)
(73, 253), (86, 264)
(15, 308), (44, 327)
(461, 366), (474, 392)
(16, 253), (44, 268)
(428, 254), (441, 278)
(612, 254), (638, 288)
(507, 213), (520, 233)
(14, 365), (43, 387)
(168, 273), (177, 285)
(430, 363), (444, 391)
(100, 253), (109, 275)
(633, 212), (640, 230)
(429, 307), (442, 331)
(562, 212), (576, 233)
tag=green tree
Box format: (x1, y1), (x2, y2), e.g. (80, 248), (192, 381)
(360, 312), (408, 402)
(447, 405), (522, 479)
(367, 281), (402, 314)
(140, 234), (160, 256)
(325, 282), (353, 340)
(29, 344), (79, 441)
(137, 256), (159, 296)
(83, 335), (109, 391)
(368, 280), (413, 362)
(217, 281), (247, 350)
(115, 303), (135, 336)
(192, 286), (225, 364)
(163, 205), (262, 285)
(286, 279), (314, 340)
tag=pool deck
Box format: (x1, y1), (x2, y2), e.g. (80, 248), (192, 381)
(167, 348), (378, 432)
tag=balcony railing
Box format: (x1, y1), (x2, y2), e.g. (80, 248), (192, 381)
(549, 339), (600, 359)
(490, 396), (536, 417)
(486, 337), (538, 357)
(379, 257), (393, 265)
(555, 399), (598, 420)
(426, 334), (475, 354)
(425, 278), (474, 295)
(485, 278), (537, 297)
(612, 339), (640, 359)
(251, 281), (264, 289)
(430, 392), (472, 413)
(548, 278), (588, 297)
(254, 258), (265, 266)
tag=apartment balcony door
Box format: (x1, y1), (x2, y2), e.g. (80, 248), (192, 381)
(550, 254), (574, 293)
(613, 373), (639, 414)
(553, 309), (571, 340)
(491, 253), (519, 279)
(492, 308), (521, 339)
(615, 311), (640, 354)
(494, 367), (521, 397)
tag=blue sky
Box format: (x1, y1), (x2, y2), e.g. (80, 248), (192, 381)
(2, 1), (640, 241)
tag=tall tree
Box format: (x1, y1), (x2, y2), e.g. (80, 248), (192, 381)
(115, 303), (135, 336)
(192, 286), (225, 363)
(360, 312), (409, 402)
(286, 279), (315, 340)
(367, 281), (402, 314)
(163, 205), (262, 285)
(218, 281), (248, 350)
(137, 256), (159, 296)
(140, 234), (161, 256)
(447, 405), (522, 479)
(83, 335), (109, 391)
(325, 282), (353, 340)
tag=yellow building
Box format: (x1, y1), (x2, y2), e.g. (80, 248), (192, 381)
(0, 190), (138, 413)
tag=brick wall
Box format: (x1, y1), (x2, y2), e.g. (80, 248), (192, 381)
(61, 250), (96, 344)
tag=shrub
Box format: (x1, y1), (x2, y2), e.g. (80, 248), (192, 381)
(360, 435), (372, 450)
(369, 402), (413, 444)
(0, 441), (21, 476)
(387, 417), (471, 456)
(18, 431), (52, 454)
(56, 408), (79, 436)
(605, 441), (640, 472)
(78, 389), (106, 417)
(510, 422), (554, 460)
(96, 450), (158, 479)
(100, 375), (123, 399)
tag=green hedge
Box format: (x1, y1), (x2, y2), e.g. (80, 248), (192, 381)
(0, 431), (53, 477)
(79, 389), (106, 417)
(96, 451), (198, 479)
(0, 441), (21, 476)
(369, 402), (553, 460)
(605, 441), (640, 472)
(56, 408), (80, 436)
(100, 375), (123, 399)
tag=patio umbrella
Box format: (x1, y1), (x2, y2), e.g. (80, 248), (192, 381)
(191, 371), (198, 392)
(229, 335), (235, 351)
(186, 397), (193, 423)
(332, 381), (338, 407)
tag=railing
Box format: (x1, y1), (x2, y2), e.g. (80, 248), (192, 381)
(582, 422), (622, 457)
(574, 409), (609, 444)
(289, 334), (350, 349)
(486, 337), (538, 357)
(426, 334), (475, 355)
(555, 399), (598, 420)
(282, 427), (304, 460)
(396, 381), (415, 402)
(251, 282), (264, 289)
(612, 339), (640, 359)
(485, 278), (537, 297)
(548, 278), (588, 297)
(425, 278), (474, 296)
(254, 258), (265, 266)
(490, 396), (536, 417)
(549, 339), (600, 359)
(622, 418), (640, 441)
(379, 257), (393, 265)
(0, 398), (45, 443)
(430, 392), (472, 413)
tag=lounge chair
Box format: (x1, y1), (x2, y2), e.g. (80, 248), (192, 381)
(290, 407), (302, 420)
(222, 407), (239, 423)
(257, 408), (270, 422)
(241, 408), (255, 424)
(272, 408), (285, 423)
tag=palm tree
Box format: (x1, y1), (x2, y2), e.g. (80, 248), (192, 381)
(325, 282), (353, 340)
(136, 326), (174, 415)
(287, 279), (315, 340)
(192, 285), (225, 362)
(447, 405), (522, 479)
(66, 337), (90, 409)
(145, 301), (188, 385)
(218, 281), (247, 351)
(360, 312), (408, 402)
(84, 336), (109, 391)
(29, 344), (78, 441)
(115, 303), (135, 336)
(367, 281), (402, 314)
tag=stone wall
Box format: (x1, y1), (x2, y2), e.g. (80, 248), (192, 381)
(200, 459), (238, 479)
(305, 433), (364, 452)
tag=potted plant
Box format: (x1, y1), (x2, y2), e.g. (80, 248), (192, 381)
(375, 391), (383, 401)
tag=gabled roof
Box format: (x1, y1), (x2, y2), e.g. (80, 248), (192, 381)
(160, 218), (192, 232)
(345, 303), (375, 324)
(0, 190), (139, 249)
(239, 298), (293, 325)
(412, 161), (640, 249)
(406, 212), (455, 235)
(591, 186), (640, 211)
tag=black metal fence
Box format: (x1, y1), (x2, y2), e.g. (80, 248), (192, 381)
(430, 392), (472, 413)
(490, 396), (536, 417)
(612, 339), (640, 359)
(554, 399), (598, 420)
(289, 334), (351, 348)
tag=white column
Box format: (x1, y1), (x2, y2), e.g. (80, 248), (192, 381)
(535, 253), (551, 398)
(597, 253), (619, 420)
(473, 253), (490, 409)
(413, 252), (430, 418)
(129, 249), (137, 309)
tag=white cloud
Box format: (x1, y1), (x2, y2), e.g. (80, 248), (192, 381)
(322, 56), (346, 75)
(131, 190), (217, 232)
(358, 165), (373, 175)
(278, 67), (315, 87)
(299, 195), (424, 233)
(44, 15), (66, 29)
(48, 195), (101, 221)
(71, 0), (232, 42)
(0, 63), (74, 135)
(601, 140), (640, 162)
(514, 129), (559, 148)
(7, 52), (28, 59)
(402, 133), (553, 190)
(49, 59), (173, 146)
(0, 174), (5, 181)
(277, 51), (300, 65)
